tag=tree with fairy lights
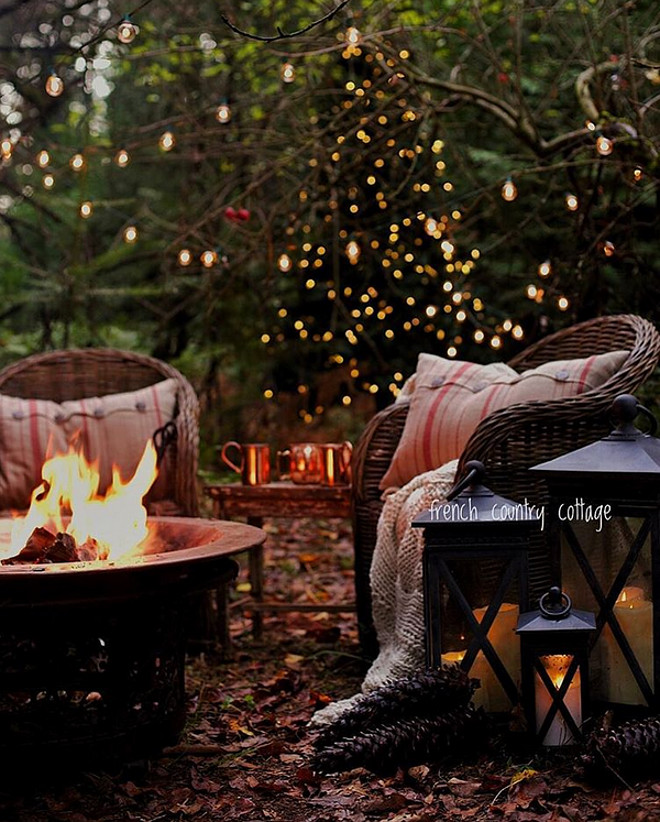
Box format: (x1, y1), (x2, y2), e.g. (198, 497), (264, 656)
(0, 1), (658, 448)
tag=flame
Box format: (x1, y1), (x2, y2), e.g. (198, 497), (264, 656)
(5, 440), (158, 562)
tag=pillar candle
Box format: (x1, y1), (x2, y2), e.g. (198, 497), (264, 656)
(440, 649), (489, 710)
(535, 654), (581, 746)
(473, 602), (520, 711)
(605, 586), (653, 705)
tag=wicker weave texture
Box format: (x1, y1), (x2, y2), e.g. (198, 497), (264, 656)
(351, 315), (660, 656)
(0, 348), (200, 516)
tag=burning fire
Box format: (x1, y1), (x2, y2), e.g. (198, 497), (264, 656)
(2, 440), (158, 563)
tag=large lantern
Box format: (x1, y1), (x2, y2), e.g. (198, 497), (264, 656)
(530, 394), (660, 710)
(516, 587), (595, 745)
(413, 460), (541, 712)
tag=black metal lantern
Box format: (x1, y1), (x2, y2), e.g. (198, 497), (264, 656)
(530, 394), (660, 710)
(412, 460), (541, 712)
(517, 587), (595, 746)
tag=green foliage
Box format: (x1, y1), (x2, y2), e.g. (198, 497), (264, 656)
(0, 0), (657, 454)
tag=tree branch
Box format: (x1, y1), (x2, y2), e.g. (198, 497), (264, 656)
(220, 0), (352, 43)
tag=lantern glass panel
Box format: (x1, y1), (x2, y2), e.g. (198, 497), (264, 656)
(535, 654), (581, 746)
(557, 514), (653, 706)
(435, 559), (521, 711)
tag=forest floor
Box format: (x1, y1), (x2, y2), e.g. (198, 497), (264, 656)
(2, 516), (660, 821)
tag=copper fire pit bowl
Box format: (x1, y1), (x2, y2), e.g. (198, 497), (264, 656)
(0, 516), (265, 773)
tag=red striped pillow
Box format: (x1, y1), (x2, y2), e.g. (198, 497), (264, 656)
(379, 350), (629, 490)
(0, 378), (178, 509)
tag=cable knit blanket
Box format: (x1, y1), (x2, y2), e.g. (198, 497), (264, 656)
(312, 460), (458, 725)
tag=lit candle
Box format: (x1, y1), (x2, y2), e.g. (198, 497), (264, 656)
(473, 602), (520, 711)
(605, 586), (653, 704)
(535, 654), (581, 746)
(441, 649), (489, 709)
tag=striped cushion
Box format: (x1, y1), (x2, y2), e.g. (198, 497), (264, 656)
(379, 350), (629, 490)
(0, 378), (178, 509)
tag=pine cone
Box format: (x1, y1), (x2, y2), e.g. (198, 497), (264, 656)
(583, 713), (660, 779)
(313, 666), (477, 749)
(311, 703), (487, 775)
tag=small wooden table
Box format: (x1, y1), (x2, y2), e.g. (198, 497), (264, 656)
(204, 482), (354, 638)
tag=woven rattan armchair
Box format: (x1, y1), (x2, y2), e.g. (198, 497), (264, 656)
(0, 348), (199, 516)
(352, 315), (660, 656)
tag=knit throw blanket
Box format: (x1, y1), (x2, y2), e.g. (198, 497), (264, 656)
(312, 460), (458, 725)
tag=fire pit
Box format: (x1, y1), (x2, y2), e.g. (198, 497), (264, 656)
(0, 515), (265, 771)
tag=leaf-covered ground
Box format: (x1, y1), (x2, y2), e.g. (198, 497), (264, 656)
(3, 517), (660, 821)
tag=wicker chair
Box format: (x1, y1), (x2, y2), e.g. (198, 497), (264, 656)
(0, 348), (199, 516)
(352, 315), (660, 656)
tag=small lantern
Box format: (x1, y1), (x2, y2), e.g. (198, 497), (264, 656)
(412, 460), (541, 712)
(530, 394), (660, 710)
(517, 587), (595, 746)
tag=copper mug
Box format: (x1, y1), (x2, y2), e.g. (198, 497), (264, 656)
(221, 441), (271, 485)
(277, 443), (323, 484)
(319, 441), (353, 486)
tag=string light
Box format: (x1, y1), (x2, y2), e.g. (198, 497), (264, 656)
(277, 253), (292, 272)
(501, 177), (518, 202)
(159, 131), (176, 151)
(1, 139), (12, 160)
(538, 260), (552, 278)
(215, 101), (231, 124)
(79, 201), (93, 218)
(633, 166), (643, 182)
(115, 148), (130, 167)
(69, 152), (85, 172)
(345, 240), (361, 264)
(123, 225), (138, 244)
(36, 150), (50, 168)
(42, 173), (55, 189)
(116, 16), (138, 44)
(345, 26), (362, 46)
(557, 296), (570, 311)
(280, 62), (296, 83)
(178, 249), (192, 266)
(603, 240), (615, 257)
(200, 249), (218, 267)
(45, 71), (64, 97)
(565, 193), (579, 211)
(596, 134), (613, 156)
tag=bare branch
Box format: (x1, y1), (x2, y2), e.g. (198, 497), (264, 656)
(220, 0), (352, 43)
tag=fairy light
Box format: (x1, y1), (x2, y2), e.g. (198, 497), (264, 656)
(123, 225), (138, 244)
(490, 335), (502, 350)
(115, 148), (130, 167)
(1, 139), (12, 160)
(596, 134), (613, 156)
(633, 166), (643, 182)
(201, 249), (218, 267)
(473, 329), (485, 343)
(178, 249), (192, 266)
(79, 201), (93, 218)
(565, 193), (579, 211)
(538, 260), (552, 278)
(447, 346), (457, 358)
(346, 240), (361, 264)
(36, 150), (50, 168)
(277, 253), (292, 272)
(512, 324), (524, 340)
(45, 71), (64, 97)
(557, 296), (570, 311)
(281, 62), (296, 83)
(526, 284), (538, 300)
(215, 101), (231, 123)
(501, 177), (518, 202)
(502, 319), (513, 332)
(69, 152), (85, 172)
(603, 240), (615, 257)
(345, 26), (362, 46)
(42, 173), (55, 189)
(117, 16), (138, 44)
(159, 131), (175, 151)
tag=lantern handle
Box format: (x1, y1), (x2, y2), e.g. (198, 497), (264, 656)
(447, 459), (486, 501)
(610, 394), (658, 436)
(539, 586), (572, 619)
